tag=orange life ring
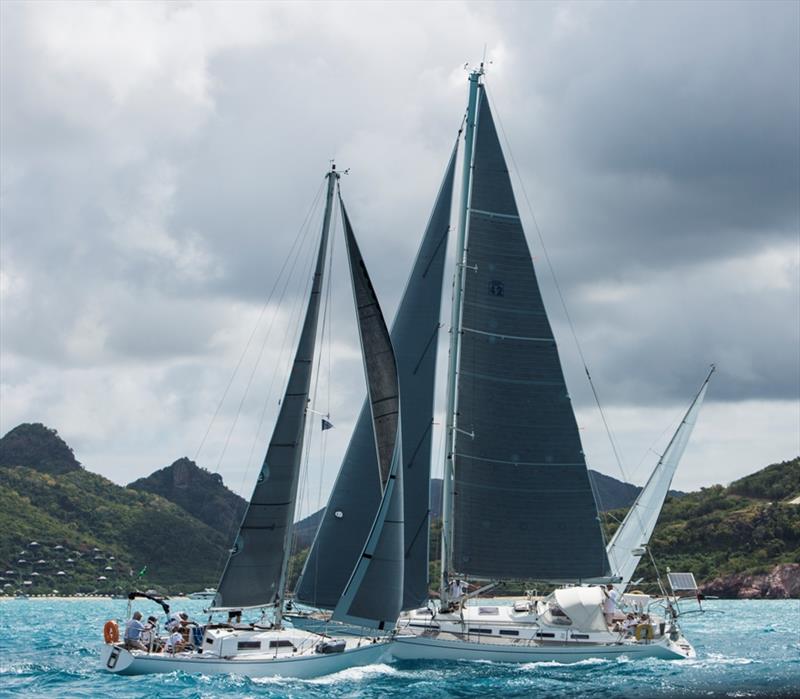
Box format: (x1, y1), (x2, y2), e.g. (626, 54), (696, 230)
(103, 620), (119, 644)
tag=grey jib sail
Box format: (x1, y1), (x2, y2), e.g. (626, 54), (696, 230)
(296, 147), (456, 610)
(452, 88), (610, 581)
(214, 173), (335, 609)
(331, 197), (404, 629)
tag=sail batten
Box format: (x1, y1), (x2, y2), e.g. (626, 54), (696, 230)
(296, 145), (457, 611)
(450, 86), (610, 582)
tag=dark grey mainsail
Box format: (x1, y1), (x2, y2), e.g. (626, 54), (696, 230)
(331, 198), (404, 629)
(296, 147), (456, 610)
(214, 170), (337, 610)
(451, 88), (610, 581)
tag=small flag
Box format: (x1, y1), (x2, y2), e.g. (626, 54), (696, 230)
(321, 418), (333, 431)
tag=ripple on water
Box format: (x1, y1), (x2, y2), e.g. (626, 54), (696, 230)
(0, 598), (798, 698)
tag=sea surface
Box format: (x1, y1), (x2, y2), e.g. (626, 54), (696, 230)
(0, 598), (798, 698)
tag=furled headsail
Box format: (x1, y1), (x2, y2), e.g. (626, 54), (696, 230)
(451, 87), (610, 581)
(607, 367), (714, 591)
(296, 146), (456, 610)
(331, 198), (405, 630)
(214, 170), (337, 610)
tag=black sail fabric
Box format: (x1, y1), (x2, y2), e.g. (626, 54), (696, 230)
(214, 176), (334, 609)
(296, 148), (456, 610)
(331, 198), (404, 629)
(452, 88), (610, 581)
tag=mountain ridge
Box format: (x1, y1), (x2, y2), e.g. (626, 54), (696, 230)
(1, 422), (797, 597)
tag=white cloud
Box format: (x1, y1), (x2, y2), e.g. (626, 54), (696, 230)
(1, 0), (797, 507)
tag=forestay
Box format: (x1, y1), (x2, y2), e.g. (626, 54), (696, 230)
(296, 147), (456, 610)
(451, 87), (610, 581)
(607, 369), (713, 592)
(331, 199), (405, 630)
(214, 171), (336, 610)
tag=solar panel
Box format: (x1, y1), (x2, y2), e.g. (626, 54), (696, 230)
(667, 572), (698, 591)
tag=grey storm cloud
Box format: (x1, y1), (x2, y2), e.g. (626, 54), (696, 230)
(1, 0), (797, 494)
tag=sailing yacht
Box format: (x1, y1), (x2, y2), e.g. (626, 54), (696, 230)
(100, 166), (407, 678)
(387, 66), (708, 663)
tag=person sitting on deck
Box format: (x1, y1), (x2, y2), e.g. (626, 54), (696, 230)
(123, 611), (147, 651)
(139, 615), (161, 652)
(165, 629), (186, 654)
(620, 613), (637, 636)
(165, 611), (182, 632)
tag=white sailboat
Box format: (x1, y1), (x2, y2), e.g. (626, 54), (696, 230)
(386, 65), (708, 663)
(100, 166), (407, 678)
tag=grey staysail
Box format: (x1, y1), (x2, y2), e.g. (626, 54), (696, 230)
(331, 197), (405, 630)
(451, 87), (610, 581)
(214, 171), (336, 609)
(296, 146), (456, 610)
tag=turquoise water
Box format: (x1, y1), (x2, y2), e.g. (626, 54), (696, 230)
(1, 598), (798, 697)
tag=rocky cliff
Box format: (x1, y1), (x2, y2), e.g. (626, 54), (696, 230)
(701, 563), (800, 599)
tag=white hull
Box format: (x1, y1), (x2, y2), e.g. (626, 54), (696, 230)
(393, 592), (695, 664)
(100, 625), (391, 678)
(391, 632), (693, 663)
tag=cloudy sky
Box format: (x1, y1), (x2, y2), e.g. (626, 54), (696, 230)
(1, 1), (798, 515)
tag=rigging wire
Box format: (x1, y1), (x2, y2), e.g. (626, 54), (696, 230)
(193, 179), (327, 466)
(204, 177), (327, 581)
(483, 81), (703, 571)
(482, 82), (632, 495)
(237, 195), (325, 488)
(218, 194), (322, 482)
(307, 192), (341, 605)
(215, 206), (323, 586)
(293, 190), (338, 563)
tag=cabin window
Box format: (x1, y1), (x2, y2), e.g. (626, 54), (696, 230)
(269, 640), (295, 649)
(571, 633), (589, 639)
(237, 641), (261, 650)
(205, 637), (214, 645)
(478, 607), (499, 615)
(535, 632), (555, 638)
(499, 629), (519, 636)
(468, 628), (493, 634)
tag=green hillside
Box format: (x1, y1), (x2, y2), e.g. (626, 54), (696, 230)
(0, 425), (232, 595)
(128, 457), (246, 542)
(1, 422), (797, 598)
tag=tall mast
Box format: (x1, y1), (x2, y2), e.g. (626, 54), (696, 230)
(440, 67), (482, 604)
(273, 164), (339, 628)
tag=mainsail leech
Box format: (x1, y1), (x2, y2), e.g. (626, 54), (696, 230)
(448, 82), (611, 582)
